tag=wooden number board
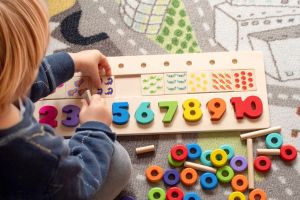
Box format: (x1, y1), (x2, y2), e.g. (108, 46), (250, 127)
(34, 51), (270, 136)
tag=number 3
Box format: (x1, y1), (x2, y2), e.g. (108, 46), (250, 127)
(62, 105), (80, 127)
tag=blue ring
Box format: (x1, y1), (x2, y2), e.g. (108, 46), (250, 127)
(266, 133), (283, 149)
(186, 143), (202, 160)
(163, 169), (180, 186)
(220, 144), (235, 160)
(200, 172), (218, 190)
(200, 150), (213, 166)
(184, 192), (201, 200)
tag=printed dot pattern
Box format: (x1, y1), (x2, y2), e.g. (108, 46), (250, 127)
(187, 72), (210, 93)
(233, 70), (256, 91)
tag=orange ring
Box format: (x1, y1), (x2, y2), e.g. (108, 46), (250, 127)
(180, 167), (198, 186)
(145, 165), (164, 183)
(231, 175), (248, 192)
(249, 188), (267, 200)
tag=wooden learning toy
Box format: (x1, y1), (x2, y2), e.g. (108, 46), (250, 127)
(146, 165), (164, 183)
(186, 143), (202, 160)
(166, 187), (184, 200)
(136, 145), (155, 155)
(183, 192), (201, 200)
(168, 154), (184, 168)
(216, 165), (235, 183)
(200, 150), (213, 167)
(180, 168), (198, 186)
(231, 175), (248, 193)
(240, 126), (281, 140)
(148, 187), (166, 200)
(257, 144), (298, 162)
(34, 52), (270, 136)
(84, 89), (92, 104)
(246, 138), (255, 189)
(200, 172), (218, 190)
(265, 133), (283, 149)
(230, 155), (248, 172)
(249, 188), (267, 200)
(170, 144), (188, 162)
(220, 144), (235, 160)
(228, 191), (246, 200)
(254, 156), (272, 173)
(184, 161), (217, 174)
(163, 169), (180, 187)
(210, 149), (228, 167)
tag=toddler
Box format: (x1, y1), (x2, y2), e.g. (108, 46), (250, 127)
(0, 1), (132, 200)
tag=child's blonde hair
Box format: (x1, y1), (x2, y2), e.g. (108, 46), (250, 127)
(0, 0), (49, 111)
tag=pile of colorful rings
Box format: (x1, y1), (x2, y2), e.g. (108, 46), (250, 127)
(145, 143), (263, 200)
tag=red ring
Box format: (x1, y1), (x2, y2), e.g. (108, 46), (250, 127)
(254, 156), (272, 173)
(166, 187), (184, 200)
(280, 145), (297, 162)
(170, 144), (188, 162)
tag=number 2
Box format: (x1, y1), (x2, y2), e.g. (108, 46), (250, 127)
(112, 102), (130, 125)
(39, 105), (58, 128)
(62, 105), (80, 127)
(158, 101), (178, 123)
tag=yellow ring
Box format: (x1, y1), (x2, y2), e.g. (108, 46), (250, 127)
(228, 191), (246, 200)
(211, 149), (228, 167)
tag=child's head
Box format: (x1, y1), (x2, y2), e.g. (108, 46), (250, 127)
(0, 0), (49, 110)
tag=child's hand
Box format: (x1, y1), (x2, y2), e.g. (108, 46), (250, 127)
(79, 94), (112, 126)
(69, 50), (112, 88)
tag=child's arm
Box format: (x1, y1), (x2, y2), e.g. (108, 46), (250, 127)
(34, 95), (114, 199)
(29, 50), (111, 102)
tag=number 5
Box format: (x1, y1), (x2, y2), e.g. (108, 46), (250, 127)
(112, 102), (130, 125)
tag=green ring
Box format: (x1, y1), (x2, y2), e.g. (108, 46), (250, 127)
(216, 165), (234, 183)
(168, 153), (184, 167)
(148, 187), (166, 200)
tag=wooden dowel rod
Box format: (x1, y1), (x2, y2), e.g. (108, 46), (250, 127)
(136, 145), (155, 155)
(257, 149), (280, 156)
(184, 161), (217, 174)
(247, 138), (255, 190)
(240, 126), (281, 140)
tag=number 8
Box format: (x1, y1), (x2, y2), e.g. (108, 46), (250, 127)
(182, 99), (203, 122)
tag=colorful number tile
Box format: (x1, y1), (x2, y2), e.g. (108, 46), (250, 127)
(44, 83), (66, 99)
(232, 70), (256, 91)
(65, 76), (92, 98)
(164, 73), (187, 94)
(187, 71), (210, 93)
(210, 71), (233, 92)
(141, 74), (164, 95)
(92, 76), (115, 98)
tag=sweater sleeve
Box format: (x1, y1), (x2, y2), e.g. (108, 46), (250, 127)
(29, 52), (75, 102)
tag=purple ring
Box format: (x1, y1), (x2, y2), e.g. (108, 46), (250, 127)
(163, 169), (180, 186)
(230, 155), (248, 172)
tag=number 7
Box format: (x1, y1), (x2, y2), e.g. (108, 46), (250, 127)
(158, 101), (178, 123)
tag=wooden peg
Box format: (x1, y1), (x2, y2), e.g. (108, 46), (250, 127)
(247, 138), (255, 190)
(240, 126), (281, 140)
(257, 149), (280, 156)
(136, 145), (155, 155)
(184, 161), (217, 174)
(84, 89), (92, 104)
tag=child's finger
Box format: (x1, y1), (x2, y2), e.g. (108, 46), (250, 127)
(81, 99), (88, 111)
(90, 74), (102, 88)
(99, 57), (112, 76)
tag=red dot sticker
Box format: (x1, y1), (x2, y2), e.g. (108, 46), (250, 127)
(234, 73), (239, 77)
(241, 71), (245, 75)
(235, 79), (239, 83)
(248, 78), (253, 82)
(242, 81), (246, 85)
(249, 83), (253, 88)
(248, 72), (252, 76)
(235, 84), (240, 88)
(241, 76), (246, 80)
(242, 86), (247, 90)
